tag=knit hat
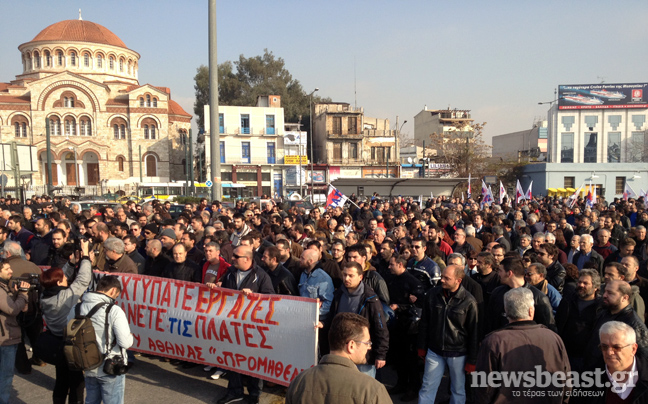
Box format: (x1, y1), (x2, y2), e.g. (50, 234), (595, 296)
(159, 228), (176, 240)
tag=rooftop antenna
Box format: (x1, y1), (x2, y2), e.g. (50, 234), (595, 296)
(597, 76), (606, 84)
(354, 56), (357, 109)
(79, 9), (82, 20)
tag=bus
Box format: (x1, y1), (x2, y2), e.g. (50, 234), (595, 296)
(136, 182), (211, 201)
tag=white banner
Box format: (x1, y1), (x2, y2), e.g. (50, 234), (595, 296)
(98, 272), (319, 386)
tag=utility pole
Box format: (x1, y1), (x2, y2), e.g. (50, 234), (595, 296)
(189, 129), (194, 195)
(208, 0), (221, 200)
(309, 88), (319, 202)
(46, 118), (53, 194)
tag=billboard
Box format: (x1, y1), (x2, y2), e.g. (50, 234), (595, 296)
(284, 155), (308, 165)
(283, 131), (307, 146)
(558, 83), (648, 110)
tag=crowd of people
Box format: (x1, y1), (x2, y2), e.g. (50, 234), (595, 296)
(1, 192), (648, 404)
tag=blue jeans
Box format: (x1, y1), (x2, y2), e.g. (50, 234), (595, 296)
(0, 344), (18, 404)
(85, 373), (125, 404)
(419, 349), (466, 404)
(357, 364), (376, 378)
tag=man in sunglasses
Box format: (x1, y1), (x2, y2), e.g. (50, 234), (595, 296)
(216, 246), (273, 404)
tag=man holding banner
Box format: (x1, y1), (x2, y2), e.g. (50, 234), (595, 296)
(217, 246), (274, 404)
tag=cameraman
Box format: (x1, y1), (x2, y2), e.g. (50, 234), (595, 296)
(39, 238), (92, 404)
(4, 241), (44, 373)
(70, 275), (133, 404)
(0, 259), (30, 404)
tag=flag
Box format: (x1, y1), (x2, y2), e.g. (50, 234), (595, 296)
(488, 185), (495, 206)
(641, 189), (648, 209)
(430, 191), (434, 199)
(461, 192), (464, 203)
(326, 184), (348, 208)
(568, 183), (584, 208)
(499, 181), (506, 205)
(515, 180), (524, 204)
(585, 182), (594, 209)
(525, 180), (533, 201)
(623, 183), (637, 201)
(467, 173), (472, 199)
(480, 180), (493, 208)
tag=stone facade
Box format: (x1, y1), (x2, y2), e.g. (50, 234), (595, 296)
(0, 19), (191, 193)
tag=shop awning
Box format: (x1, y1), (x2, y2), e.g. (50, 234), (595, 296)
(222, 183), (246, 188)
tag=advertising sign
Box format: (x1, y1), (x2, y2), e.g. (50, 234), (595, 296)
(307, 170), (326, 183)
(283, 131), (307, 146)
(99, 272), (318, 386)
(284, 155), (309, 165)
(558, 83), (648, 110)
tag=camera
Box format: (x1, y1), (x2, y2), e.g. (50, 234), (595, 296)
(13, 273), (40, 292)
(103, 355), (128, 375)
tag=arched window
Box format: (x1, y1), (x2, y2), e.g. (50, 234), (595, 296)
(139, 97), (144, 107)
(15, 122), (27, 137)
(144, 125), (149, 140)
(34, 51), (40, 68)
(49, 117), (60, 135)
(84, 53), (90, 67)
(150, 126), (156, 139)
(113, 124), (126, 140)
(145, 155), (157, 177)
(70, 52), (76, 66)
(146, 95), (151, 107)
(117, 156), (125, 172)
(109, 57), (114, 70)
(57, 51), (63, 66)
(64, 97), (75, 108)
(153, 98), (157, 108)
(65, 117), (76, 136)
(97, 54), (103, 68)
(80, 118), (92, 136)
(25, 54), (31, 70)
(119, 58), (124, 72)
(45, 51), (51, 67)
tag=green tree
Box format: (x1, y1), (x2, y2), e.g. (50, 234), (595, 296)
(193, 49), (329, 130)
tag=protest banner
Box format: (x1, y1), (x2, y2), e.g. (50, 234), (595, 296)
(93, 271), (319, 386)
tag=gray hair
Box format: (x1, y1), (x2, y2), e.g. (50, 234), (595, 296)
(4, 241), (23, 258)
(600, 321), (636, 345)
(598, 228), (610, 237)
(529, 263), (546, 277)
(464, 225), (476, 237)
(447, 253), (466, 266)
(581, 234), (594, 244)
(533, 232), (546, 241)
(636, 225), (646, 232)
(103, 237), (125, 255)
(545, 233), (556, 243)
(375, 227), (386, 236)
(580, 268), (601, 290)
(204, 242), (220, 251)
(514, 220), (526, 230)
(520, 234), (532, 242)
(492, 226), (504, 236)
(23, 207), (32, 213)
(504, 287), (534, 321)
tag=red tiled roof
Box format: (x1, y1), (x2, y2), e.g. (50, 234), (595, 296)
(0, 96), (30, 104)
(0, 83), (9, 92)
(168, 100), (191, 117)
(27, 20), (128, 49)
(106, 98), (129, 106)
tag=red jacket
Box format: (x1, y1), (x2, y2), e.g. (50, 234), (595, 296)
(201, 256), (231, 283)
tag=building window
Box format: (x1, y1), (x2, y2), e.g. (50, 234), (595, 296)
(584, 132), (597, 163)
(80, 119), (92, 136)
(34, 51), (40, 68)
(97, 54), (103, 68)
(608, 132), (621, 163)
(267, 142), (276, 164)
(45, 51), (51, 67)
(117, 156), (124, 172)
(113, 124), (126, 139)
(14, 122), (27, 138)
(242, 142), (251, 163)
(333, 143), (342, 160)
(238, 172), (256, 181)
(49, 118), (60, 135)
(84, 52), (90, 67)
(332, 117), (342, 134)
(219, 113), (224, 133)
(70, 52), (76, 66)
(64, 97), (74, 108)
(220, 141), (225, 163)
(65, 118), (76, 136)
(57, 51), (63, 66)
(153, 98), (157, 108)
(109, 57), (114, 70)
(561, 133), (574, 163)
(616, 177), (625, 194)
(144, 125), (149, 139)
(371, 147), (386, 163)
(150, 126), (156, 139)
(241, 114), (250, 134)
(143, 123), (156, 140)
(146, 95), (151, 107)
(349, 142), (358, 159)
(348, 117), (357, 134)
(139, 97), (144, 107)
(630, 131), (646, 162)
(119, 58), (124, 72)
(145, 155), (157, 177)
(266, 115), (275, 135)
(564, 177), (575, 189)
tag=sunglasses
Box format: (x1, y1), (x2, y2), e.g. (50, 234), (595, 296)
(233, 254), (245, 259)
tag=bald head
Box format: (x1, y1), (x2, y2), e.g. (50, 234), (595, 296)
(233, 246), (254, 271)
(300, 249), (319, 273)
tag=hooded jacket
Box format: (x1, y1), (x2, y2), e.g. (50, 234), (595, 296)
(0, 279), (28, 346)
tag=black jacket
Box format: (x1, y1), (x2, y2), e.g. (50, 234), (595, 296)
(162, 260), (201, 282)
(485, 283), (556, 334)
(386, 270), (425, 317)
(127, 250), (146, 274)
(267, 263), (298, 296)
(221, 264), (274, 294)
(144, 253), (171, 278)
(573, 356), (648, 404)
(417, 285), (479, 363)
(584, 304), (648, 370)
(546, 260), (566, 293)
(282, 255), (302, 281)
(329, 284), (389, 363)
(555, 293), (601, 359)
(363, 270), (390, 305)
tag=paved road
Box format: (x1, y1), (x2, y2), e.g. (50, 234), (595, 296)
(11, 355), (424, 403)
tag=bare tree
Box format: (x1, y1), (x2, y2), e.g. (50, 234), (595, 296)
(427, 121), (490, 177)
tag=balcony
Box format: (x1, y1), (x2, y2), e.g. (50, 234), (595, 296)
(327, 130), (364, 139)
(361, 129), (396, 137)
(227, 126), (279, 136)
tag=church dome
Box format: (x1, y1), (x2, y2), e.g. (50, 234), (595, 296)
(26, 19), (128, 49)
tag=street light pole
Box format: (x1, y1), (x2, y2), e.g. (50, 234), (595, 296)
(309, 88), (319, 202)
(538, 89), (563, 163)
(297, 115), (303, 197)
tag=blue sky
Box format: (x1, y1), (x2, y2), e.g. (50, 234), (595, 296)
(1, 1), (647, 144)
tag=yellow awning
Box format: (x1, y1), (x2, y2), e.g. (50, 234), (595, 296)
(557, 188), (567, 193)
(565, 188), (576, 193)
(547, 188), (558, 193)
